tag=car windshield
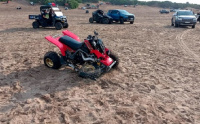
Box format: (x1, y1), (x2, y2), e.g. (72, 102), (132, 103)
(177, 11), (193, 15)
(119, 10), (130, 15)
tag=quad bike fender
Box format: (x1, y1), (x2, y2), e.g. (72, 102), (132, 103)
(62, 30), (80, 42)
(91, 50), (113, 66)
(45, 36), (68, 56)
(101, 56), (113, 66)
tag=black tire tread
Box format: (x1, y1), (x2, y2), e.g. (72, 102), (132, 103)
(44, 51), (61, 69)
(120, 18), (124, 24)
(89, 17), (93, 23)
(32, 21), (39, 29)
(55, 22), (63, 30)
(109, 52), (119, 69)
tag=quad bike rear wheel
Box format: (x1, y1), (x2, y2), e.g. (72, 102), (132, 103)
(32, 21), (39, 29)
(55, 22), (63, 30)
(44, 51), (61, 69)
(79, 63), (101, 80)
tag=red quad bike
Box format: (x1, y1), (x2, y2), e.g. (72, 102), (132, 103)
(44, 30), (119, 80)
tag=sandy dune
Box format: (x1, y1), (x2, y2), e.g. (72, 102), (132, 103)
(0, 1), (200, 124)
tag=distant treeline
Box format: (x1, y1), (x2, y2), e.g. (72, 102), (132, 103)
(2, 0), (200, 9)
(102, 0), (200, 9)
(138, 1), (200, 9)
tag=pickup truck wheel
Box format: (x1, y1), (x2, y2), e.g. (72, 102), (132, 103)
(192, 25), (195, 28)
(174, 22), (178, 27)
(171, 19), (174, 26)
(130, 21), (134, 24)
(109, 19), (113, 24)
(89, 17), (93, 23)
(32, 21), (39, 29)
(55, 22), (63, 30)
(120, 18), (124, 24)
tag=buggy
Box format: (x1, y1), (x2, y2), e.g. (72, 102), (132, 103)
(29, 5), (68, 30)
(89, 10), (112, 24)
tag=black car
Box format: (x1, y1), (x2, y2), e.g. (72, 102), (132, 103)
(89, 10), (113, 24)
(160, 9), (169, 14)
(29, 5), (68, 30)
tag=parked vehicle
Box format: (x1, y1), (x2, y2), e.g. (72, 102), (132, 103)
(196, 12), (200, 22)
(159, 9), (169, 14)
(171, 10), (197, 28)
(89, 10), (113, 24)
(44, 30), (119, 80)
(29, 5), (68, 30)
(107, 9), (135, 24)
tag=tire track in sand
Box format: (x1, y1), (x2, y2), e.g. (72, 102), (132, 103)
(176, 29), (200, 62)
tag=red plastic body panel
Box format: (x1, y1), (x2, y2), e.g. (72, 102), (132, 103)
(45, 36), (74, 56)
(100, 56), (113, 66)
(91, 50), (113, 66)
(62, 30), (80, 42)
(84, 40), (94, 52)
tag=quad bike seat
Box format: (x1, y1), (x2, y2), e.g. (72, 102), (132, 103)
(59, 36), (84, 50)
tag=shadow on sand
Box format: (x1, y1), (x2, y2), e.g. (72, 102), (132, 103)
(0, 64), (95, 103)
(164, 25), (195, 29)
(0, 27), (57, 33)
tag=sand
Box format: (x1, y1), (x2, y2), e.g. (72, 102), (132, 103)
(0, 1), (200, 124)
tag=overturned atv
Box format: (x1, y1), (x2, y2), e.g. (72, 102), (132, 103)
(89, 10), (113, 24)
(44, 30), (119, 80)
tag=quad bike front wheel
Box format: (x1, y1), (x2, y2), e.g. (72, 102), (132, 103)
(79, 63), (101, 80)
(44, 51), (61, 69)
(109, 52), (119, 69)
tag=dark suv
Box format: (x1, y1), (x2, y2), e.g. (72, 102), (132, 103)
(159, 9), (169, 14)
(171, 10), (197, 28)
(107, 9), (135, 24)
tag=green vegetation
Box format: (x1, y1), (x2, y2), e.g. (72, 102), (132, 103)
(137, 1), (200, 9)
(68, 0), (79, 9)
(82, 0), (98, 3)
(102, 0), (138, 5)
(102, 0), (200, 9)
(3, 0), (199, 9)
(26, 0), (79, 9)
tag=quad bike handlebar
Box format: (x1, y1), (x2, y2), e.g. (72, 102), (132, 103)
(87, 30), (99, 41)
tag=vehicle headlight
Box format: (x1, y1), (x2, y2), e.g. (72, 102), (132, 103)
(193, 18), (197, 21)
(177, 17), (182, 20)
